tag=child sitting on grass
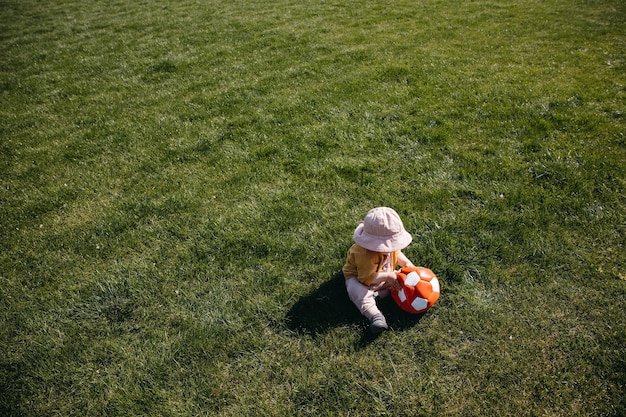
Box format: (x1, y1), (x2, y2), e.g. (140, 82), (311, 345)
(343, 207), (414, 334)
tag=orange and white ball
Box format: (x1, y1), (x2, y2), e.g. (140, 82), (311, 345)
(391, 266), (440, 314)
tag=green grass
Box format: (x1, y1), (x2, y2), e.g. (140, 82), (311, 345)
(1, 0), (624, 415)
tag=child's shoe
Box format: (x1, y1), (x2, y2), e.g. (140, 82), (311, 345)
(369, 313), (388, 334)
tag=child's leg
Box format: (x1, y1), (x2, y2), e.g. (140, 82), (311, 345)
(345, 277), (381, 320)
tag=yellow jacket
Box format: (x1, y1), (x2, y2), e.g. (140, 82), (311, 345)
(342, 244), (400, 286)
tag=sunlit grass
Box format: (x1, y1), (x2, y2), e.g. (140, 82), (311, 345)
(1, 0), (624, 416)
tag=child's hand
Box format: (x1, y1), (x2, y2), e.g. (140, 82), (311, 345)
(371, 272), (402, 291)
(388, 274), (402, 290)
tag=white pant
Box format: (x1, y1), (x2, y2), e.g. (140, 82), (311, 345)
(345, 277), (388, 320)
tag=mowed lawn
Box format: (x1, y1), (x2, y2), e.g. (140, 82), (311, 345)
(1, 0), (624, 416)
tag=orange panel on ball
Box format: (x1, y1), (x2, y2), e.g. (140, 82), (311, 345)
(391, 266), (440, 314)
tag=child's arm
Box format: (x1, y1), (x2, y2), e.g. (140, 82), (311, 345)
(370, 271), (401, 290)
(398, 252), (414, 268)
(370, 252), (415, 291)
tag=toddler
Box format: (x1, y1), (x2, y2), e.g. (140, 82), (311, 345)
(343, 207), (414, 334)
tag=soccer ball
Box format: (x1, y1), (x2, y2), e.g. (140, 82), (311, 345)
(391, 266), (440, 314)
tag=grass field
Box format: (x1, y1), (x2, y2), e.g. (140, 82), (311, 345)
(1, 0), (625, 415)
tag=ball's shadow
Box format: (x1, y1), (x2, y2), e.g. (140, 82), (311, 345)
(285, 270), (424, 338)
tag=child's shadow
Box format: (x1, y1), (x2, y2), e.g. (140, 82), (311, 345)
(285, 270), (424, 342)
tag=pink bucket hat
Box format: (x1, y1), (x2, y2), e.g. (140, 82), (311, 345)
(353, 207), (412, 252)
